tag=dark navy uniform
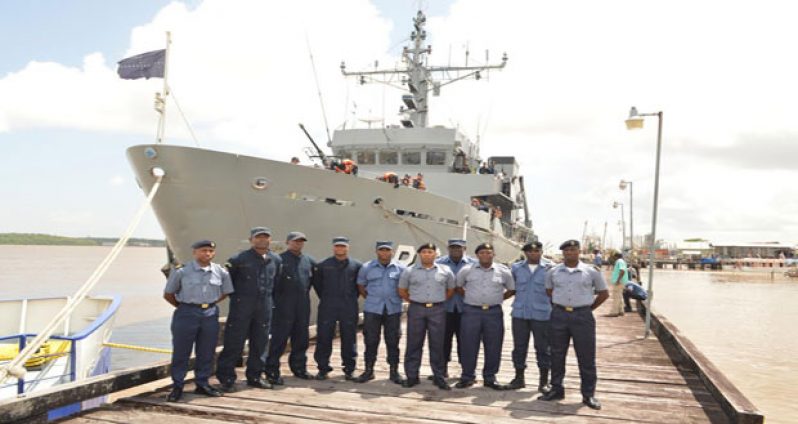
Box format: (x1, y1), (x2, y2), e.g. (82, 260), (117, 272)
(544, 251), (607, 401)
(455, 250), (514, 386)
(215, 247), (281, 385)
(313, 239), (362, 377)
(264, 240), (316, 379)
(399, 259), (455, 383)
(165, 256), (233, 391)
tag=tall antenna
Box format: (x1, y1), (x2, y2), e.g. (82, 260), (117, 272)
(305, 32), (332, 145)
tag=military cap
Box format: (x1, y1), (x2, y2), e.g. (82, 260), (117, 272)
(522, 241), (543, 251)
(376, 241), (394, 250)
(416, 242), (437, 253)
(191, 239), (216, 249)
(332, 236), (350, 246)
(286, 231), (307, 242)
(559, 239), (581, 250)
(447, 239), (467, 247)
(474, 242), (494, 253)
(250, 226), (272, 237)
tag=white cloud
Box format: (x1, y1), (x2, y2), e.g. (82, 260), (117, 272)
(2, 0), (798, 245)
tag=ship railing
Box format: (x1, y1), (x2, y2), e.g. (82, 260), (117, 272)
(0, 334), (76, 395)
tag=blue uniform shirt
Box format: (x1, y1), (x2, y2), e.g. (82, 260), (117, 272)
(357, 259), (406, 315)
(226, 249), (281, 297)
(313, 256), (363, 308)
(510, 258), (554, 320)
(545, 262), (608, 307)
(165, 260), (234, 304)
(436, 255), (476, 313)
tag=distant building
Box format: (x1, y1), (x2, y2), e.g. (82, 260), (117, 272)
(675, 240), (713, 260)
(711, 242), (795, 259)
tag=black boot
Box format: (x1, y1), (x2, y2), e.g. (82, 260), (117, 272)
(538, 368), (551, 394)
(389, 364), (403, 385)
(355, 361), (375, 383)
(506, 368), (525, 390)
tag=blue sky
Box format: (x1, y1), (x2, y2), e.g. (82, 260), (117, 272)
(2, 0), (798, 246)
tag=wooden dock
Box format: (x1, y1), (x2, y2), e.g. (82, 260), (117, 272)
(46, 299), (762, 424)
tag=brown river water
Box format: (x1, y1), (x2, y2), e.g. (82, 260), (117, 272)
(0, 246), (795, 422)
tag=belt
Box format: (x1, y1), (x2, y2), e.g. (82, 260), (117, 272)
(466, 304), (501, 311)
(553, 304), (591, 312)
(410, 301), (443, 308)
(182, 302), (216, 309)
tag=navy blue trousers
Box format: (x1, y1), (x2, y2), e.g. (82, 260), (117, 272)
(549, 307), (597, 397)
(170, 304), (219, 388)
(314, 305), (358, 374)
(444, 311), (463, 365)
(404, 303), (446, 379)
(362, 310), (401, 365)
(265, 302), (310, 376)
(459, 305), (504, 383)
(511, 317), (551, 370)
(216, 295), (272, 383)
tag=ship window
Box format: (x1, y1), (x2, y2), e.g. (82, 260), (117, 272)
(379, 150), (398, 165)
(336, 150), (352, 160)
(426, 150), (447, 165)
(402, 151), (421, 165)
(356, 150), (376, 165)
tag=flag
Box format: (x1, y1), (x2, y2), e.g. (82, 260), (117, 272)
(117, 49), (166, 80)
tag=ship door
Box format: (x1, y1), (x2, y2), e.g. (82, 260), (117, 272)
(394, 245), (417, 266)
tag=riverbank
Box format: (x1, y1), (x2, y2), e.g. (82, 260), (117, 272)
(0, 233), (165, 247)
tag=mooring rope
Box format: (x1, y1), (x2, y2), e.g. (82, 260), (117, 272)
(0, 175), (164, 384)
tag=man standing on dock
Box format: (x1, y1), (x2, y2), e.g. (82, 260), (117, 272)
(539, 240), (609, 410)
(507, 241), (553, 393)
(163, 240), (234, 402)
(454, 243), (515, 390)
(435, 239), (476, 379)
(398, 243), (456, 390)
(355, 241), (406, 384)
(216, 227), (281, 392)
(608, 252), (628, 317)
(312, 237), (362, 381)
(265, 232), (317, 384)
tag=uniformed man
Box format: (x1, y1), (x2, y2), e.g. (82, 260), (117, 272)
(435, 239), (476, 379)
(216, 227), (281, 392)
(313, 237), (362, 380)
(454, 243), (515, 390)
(163, 240), (234, 402)
(355, 241), (406, 384)
(264, 231), (317, 384)
(539, 240), (609, 410)
(507, 241), (554, 392)
(398, 243), (456, 390)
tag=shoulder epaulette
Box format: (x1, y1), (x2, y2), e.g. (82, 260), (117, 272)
(174, 263), (184, 269)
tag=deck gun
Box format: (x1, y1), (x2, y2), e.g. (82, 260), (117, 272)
(298, 123), (331, 168)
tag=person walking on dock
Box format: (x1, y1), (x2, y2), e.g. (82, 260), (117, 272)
(454, 243), (515, 390)
(216, 227), (281, 392)
(608, 252), (628, 317)
(507, 241), (553, 393)
(355, 241), (406, 384)
(312, 237), (362, 381)
(163, 240), (234, 402)
(398, 243), (456, 390)
(264, 232), (317, 384)
(540, 240), (609, 410)
(435, 239), (476, 379)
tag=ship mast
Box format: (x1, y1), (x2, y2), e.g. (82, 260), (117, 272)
(340, 10), (507, 128)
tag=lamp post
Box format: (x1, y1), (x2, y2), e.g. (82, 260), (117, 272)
(619, 180), (634, 254)
(625, 106), (663, 339)
(612, 201), (626, 251)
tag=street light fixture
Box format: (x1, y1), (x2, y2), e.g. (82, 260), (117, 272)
(625, 106), (664, 339)
(612, 201), (626, 251)
(619, 180), (634, 254)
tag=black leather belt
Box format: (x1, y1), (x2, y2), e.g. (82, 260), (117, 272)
(410, 301), (443, 308)
(554, 304), (591, 312)
(182, 302), (216, 309)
